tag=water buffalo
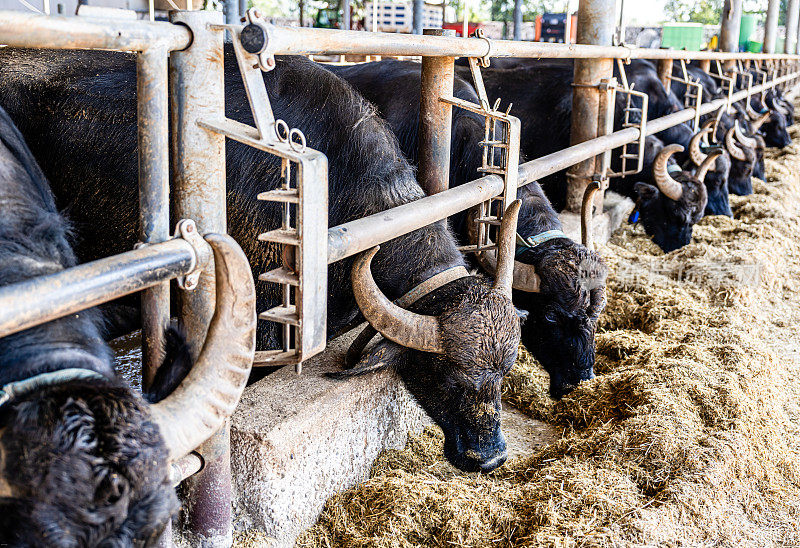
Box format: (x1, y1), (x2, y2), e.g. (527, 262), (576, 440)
(685, 127), (733, 217)
(326, 59), (607, 398)
(627, 143), (718, 251)
(0, 105), (255, 545)
(0, 47), (522, 473)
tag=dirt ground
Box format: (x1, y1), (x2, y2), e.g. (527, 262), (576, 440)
(289, 113), (800, 547)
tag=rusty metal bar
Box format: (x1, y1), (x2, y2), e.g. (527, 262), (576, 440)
(657, 58), (672, 91)
(765, 0), (781, 54)
(327, 70), (800, 263)
(170, 452), (205, 487)
(137, 49), (171, 391)
(0, 11), (190, 51)
(565, 0), (616, 213)
(418, 28), (455, 195)
(169, 10), (232, 548)
(0, 239), (197, 340)
(255, 23), (800, 60)
(720, 0), (742, 70)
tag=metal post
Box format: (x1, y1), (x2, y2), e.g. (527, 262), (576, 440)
(137, 49), (170, 392)
(786, 0), (799, 54)
(657, 58), (672, 92)
(720, 0), (742, 69)
(413, 0), (424, 34)
(565, 0), (615, 213)
(239, 0), (247, 21)
(513, 0), (522, 41)
(418, 28), (455, 195)
(764, 0), (780, 53)
(342, 0), (350, 30)
(224, 0), (240, 24)
(169, 10), (230, 548)
(700, 59), (711, 72)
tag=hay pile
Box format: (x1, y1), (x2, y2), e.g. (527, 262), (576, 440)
(296, 119), (800, 547)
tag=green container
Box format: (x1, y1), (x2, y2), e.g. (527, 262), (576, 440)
(739, 14), (759, 48)
(661, 22), (705, 51)
(747, 40), (762, 53)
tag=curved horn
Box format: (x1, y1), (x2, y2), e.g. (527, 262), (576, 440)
(492, 199), (521, 298)
(351, 246), (444, 354)
(653, 143), (684, 201)
(700, 118), (719, 145)
(695, 147), (724, 183)
(466, 205), (542, 293)
(150, 233), (257, 462)
(734, 120), (758, 149)
(725, 126), (747, 161)
(689, 127), (713, 166)
(750, 111), (771, 132)
(581, 181), (601, 251)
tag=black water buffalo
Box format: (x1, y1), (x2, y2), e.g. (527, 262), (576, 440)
(0, 48), (522, 473)
(685, 127), (733, 217)
(327, 59), (607, 398)
(626, 143), (719, 251)
(0, 105), (256, 545)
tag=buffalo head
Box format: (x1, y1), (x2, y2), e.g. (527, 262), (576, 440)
(634, 143), (710, 252)
(0, 235), (256, 546)
(688, 127), (733, 217)
(341, 202), (524, 473)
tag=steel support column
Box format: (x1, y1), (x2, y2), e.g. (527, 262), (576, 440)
(787, 0), (799, 54)
(137, 49), (170, 391)
(764, 0), (780, 54)
(169, 10), (230, 548)
(342, 0), (350, 30)
(413, 0), (423, 34)
(418, 28), (455, 195)
(224, 0), (240, 24)
(565, 0), (615, 213)
(513, 0), (522, 41)
(720, 0), (742, 69)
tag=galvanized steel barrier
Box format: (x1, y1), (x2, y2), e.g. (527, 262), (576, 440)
(2, 6), (800, 547)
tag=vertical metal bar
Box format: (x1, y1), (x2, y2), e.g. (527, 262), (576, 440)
(169, 10), (231, 548)
(413, 0), (423, 34)
(418, 28), (455, 195)
(513, 0), (522, 40)
(657, 58), (672, 92)
(342, 0), (350, 30)
(720, 0), (742, 70)
(764, 0), (780, 54)
(138, 49), (170, 392)
(224, 0), (240, 24)
(565, 0), (615, 213)
(699, 59), (710, 73)
(786, 0), (799, 54)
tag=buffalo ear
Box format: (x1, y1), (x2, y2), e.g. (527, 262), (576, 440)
(327, 339), (406, 379)
(144, 326), (192, 404)
(634, 182), (659, 203)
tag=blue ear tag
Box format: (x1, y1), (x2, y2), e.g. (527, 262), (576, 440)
(628, 210), (640, 223)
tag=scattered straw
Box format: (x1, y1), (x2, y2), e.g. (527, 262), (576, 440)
(293, 116), (800, 547)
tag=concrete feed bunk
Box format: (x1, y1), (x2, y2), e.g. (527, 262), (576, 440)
(284, 110), (800, 546)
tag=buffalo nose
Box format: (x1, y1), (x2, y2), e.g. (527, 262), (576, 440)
(479, 450), (508, 473)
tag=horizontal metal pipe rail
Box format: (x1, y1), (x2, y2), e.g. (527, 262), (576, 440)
(0, 239), (198, 339)
(262, 24), (800, 61)
(0, 11), (191, 51)
(327, 70), (800, 263)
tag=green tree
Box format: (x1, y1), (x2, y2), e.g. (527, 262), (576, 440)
(664, 0), (721, 24)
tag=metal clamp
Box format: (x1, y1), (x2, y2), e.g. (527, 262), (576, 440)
(199, 17), (329, 372)
(172, 219), (207, 291)
(471, 28), (492, 68)
(442, 57), (520, 256)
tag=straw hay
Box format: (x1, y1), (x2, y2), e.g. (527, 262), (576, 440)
(295, 118), (800, 547)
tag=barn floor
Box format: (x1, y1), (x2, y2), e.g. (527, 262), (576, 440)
(285, 116), (800, 546)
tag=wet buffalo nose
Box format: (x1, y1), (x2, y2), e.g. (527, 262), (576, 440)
(479, 450), (508, 473)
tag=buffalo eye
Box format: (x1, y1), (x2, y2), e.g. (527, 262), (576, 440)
(543, 310), (557, 324)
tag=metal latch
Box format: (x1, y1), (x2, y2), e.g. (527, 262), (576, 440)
(441, 54), (520, 256)
(203, 10), (329, 373)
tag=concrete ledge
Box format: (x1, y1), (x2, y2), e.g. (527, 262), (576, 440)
(559, 190), (634, 246)
(229, 332), (430, 547)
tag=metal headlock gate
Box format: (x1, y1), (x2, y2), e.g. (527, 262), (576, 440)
(2, 3), (800, 545)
